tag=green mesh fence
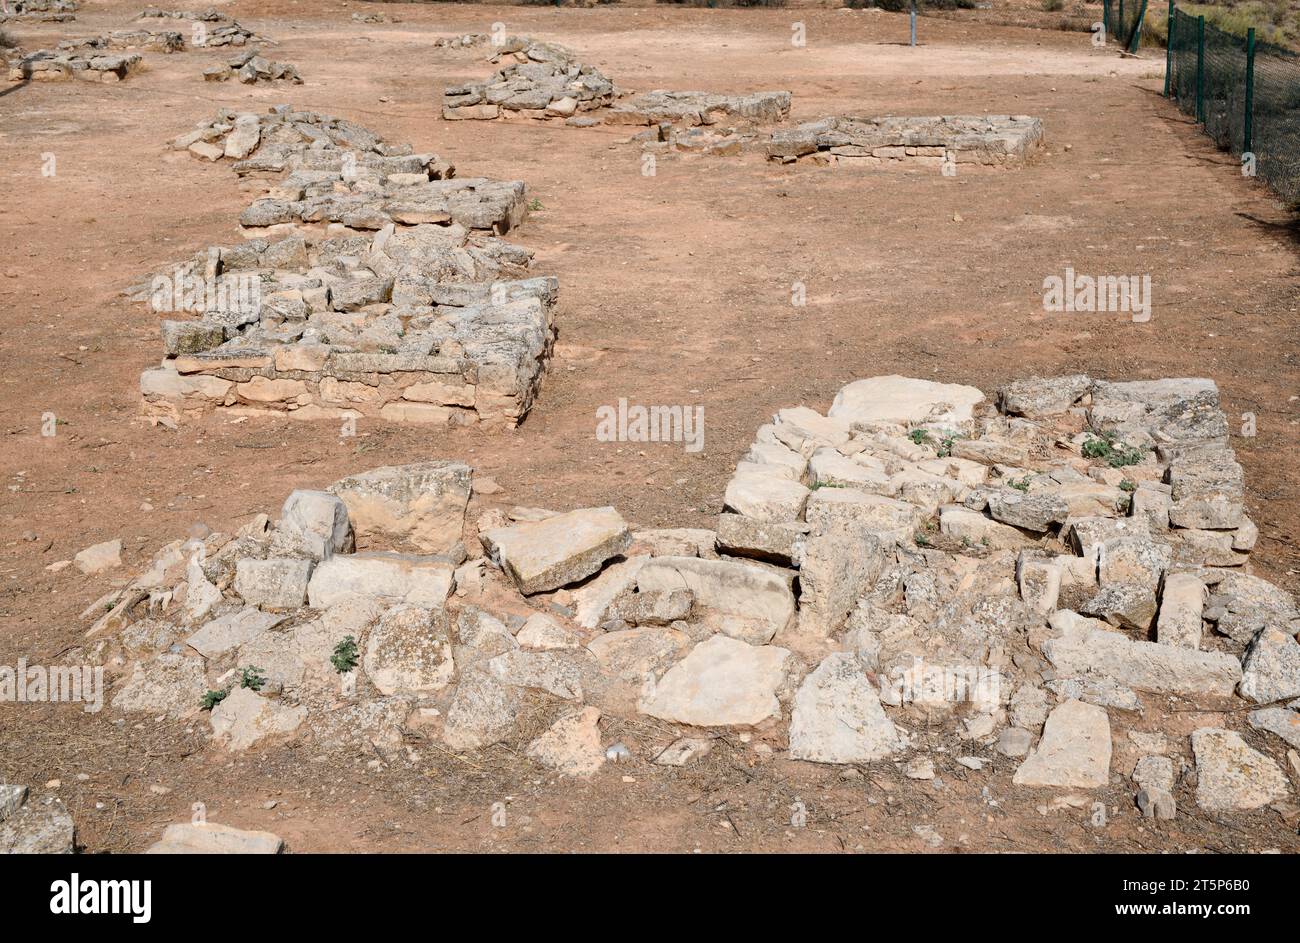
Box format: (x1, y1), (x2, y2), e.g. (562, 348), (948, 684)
(1247, 37), (1300, 202)
(1167, 5), (1300, 204)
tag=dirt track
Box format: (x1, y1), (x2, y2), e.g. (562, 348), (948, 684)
(1, 0), (1297, 852)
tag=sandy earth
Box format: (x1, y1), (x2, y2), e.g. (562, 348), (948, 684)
(0, 0), (1297, 852)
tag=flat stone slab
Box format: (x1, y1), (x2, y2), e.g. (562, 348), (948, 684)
(363, 604), (455, 695)
(638, 635), (790, 727)
(306, 553), (454, 609)
(1013, 699), (1111, 788)
(634, 556), (795, 644)
(146, 822), (284, 854)
(1042, 614), (1241, 697)
(1191, 728), (1290, 811)
(1238, 627), (1300, 704)
(0, 794), (75, 854)
(789, 652), (900, 764)
(481, 506), (630, 595)
(767, 115), (1043, 168)
(829, 375), (985, 432)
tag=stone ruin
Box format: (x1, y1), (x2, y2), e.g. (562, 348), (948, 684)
(431, 32), (523, 51)
(59, 29), (184, 54)
(7, 45), (143, 82)
(435, 36), (796, 130)
(441, 38), (618, 122)
(767, 115), (1044, 168)
(135, 231), (555, 428)
(634, 113), (1045, 168)
(3, 8), (270, 82)
(607, 90), (792, 128)
(172, 107), (528, 233)
(204, 49), (302, 85)
(0, 0), (76, 23)
(64, 375), (1300, 831)
(136, 7), (259, 47)
(134, 106), (553, 429)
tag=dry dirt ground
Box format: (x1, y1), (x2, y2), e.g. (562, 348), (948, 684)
(1, 0), (1298, 853)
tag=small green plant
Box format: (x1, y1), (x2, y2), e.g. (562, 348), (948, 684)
(936, 432), (962, 458)
(331, 636), (359, 673)
(1119, 479), (1137, 493)
(240, 666), (267, 691)
(200, 688), (229, 711)
(908, 428), (933, 447)
(1009, 475), (1032, 492)
(1082, 430), (1146, 468)
(528, 197), (544, 211)
(914, 532), (931, 547)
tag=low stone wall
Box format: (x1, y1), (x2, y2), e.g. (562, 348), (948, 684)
(137, 231), (556, 428)
(7, 49), (143, 82)
(767, 115), (1044, 167)
(606, 90), (792, 127)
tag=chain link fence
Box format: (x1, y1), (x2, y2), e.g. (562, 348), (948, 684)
(1100, 0), (1300, 202)
(1164, 4), (1300, 203)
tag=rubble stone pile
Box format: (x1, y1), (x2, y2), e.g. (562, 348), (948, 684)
(136, 7), (259, 46)
(433, 33), (532, 53)
(137, 105), (552, 428)
(203, 49), (302, 85)
(767, 115), (1044, 167)
(74, 375), (1300, 829)
(0, 0), (77, 23)
(441, 38), (618, 121)
(171, 107), (527, 235)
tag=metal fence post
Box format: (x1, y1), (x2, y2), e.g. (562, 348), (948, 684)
(1244, 27), (1255, 153)
(1119, 0), (1125, 40)
(910, 0), (917, 47)
(1104, 0), (1110, 40)
(1128, 0), (1148, 52)
(1164, 0), (1175, 97)
(1196, 14), (1206, 123)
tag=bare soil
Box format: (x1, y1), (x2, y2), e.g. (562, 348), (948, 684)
(1, 0), (1297, 852)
